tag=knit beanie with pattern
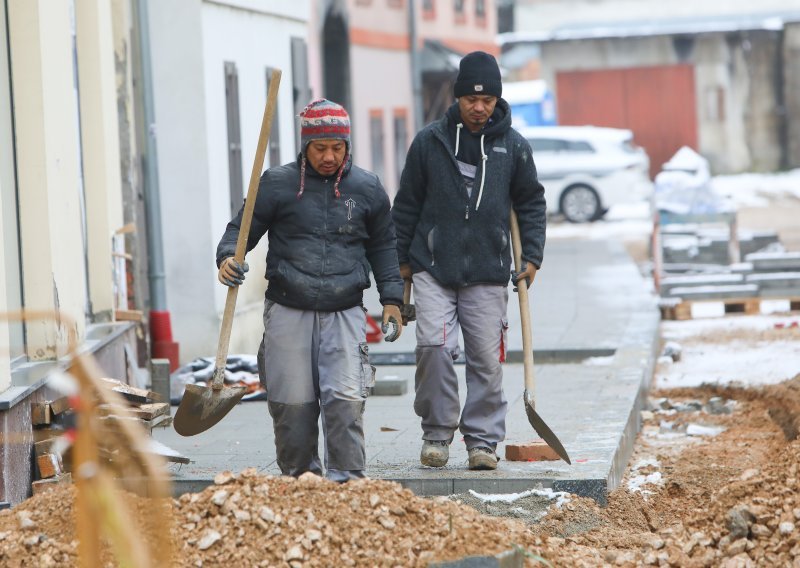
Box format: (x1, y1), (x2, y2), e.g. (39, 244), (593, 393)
(454, 51), (502, 99)
(297, 99), (351, 199)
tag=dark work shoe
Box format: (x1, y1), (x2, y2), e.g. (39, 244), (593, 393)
(468, 446), (498, 470)
(420, 440), (450, 467)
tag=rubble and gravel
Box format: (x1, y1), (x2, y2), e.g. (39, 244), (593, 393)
(2, 373), (799, 566)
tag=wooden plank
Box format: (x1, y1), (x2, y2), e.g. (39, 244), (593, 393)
(135, 403), (169, 421)
(97, 402), (168, 421)
(115, 309), (143, 322)
(31, 402), (51, 426)
(100, 378), (162, 403)
(36, 453), (62, 479)
(32, 472), (72, 495)
(49, 396), (71, 416)
(144, 413), (172, 431)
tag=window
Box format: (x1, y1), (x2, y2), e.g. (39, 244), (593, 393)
(266, 67), (282, 168)
(369, 111), (385, 182)
(387, 0), (404, 7)
(291, 38), (311, 151)
(422, 0), (436, 19)
(566, 140), (595, 153)
(393, 110), (408, 189)
(454, 0), (466, 24)
(476, 0), (486, 18)
(224, 62), (243, 218)
(528, 138), (568, 152)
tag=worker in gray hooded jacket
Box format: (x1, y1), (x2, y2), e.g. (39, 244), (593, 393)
(216, 99), (404, 482)
(393, 51), (546, 471)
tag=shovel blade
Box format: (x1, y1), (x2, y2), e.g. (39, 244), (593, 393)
(524, 390), (571, 464)
(173, 383), (247, 436)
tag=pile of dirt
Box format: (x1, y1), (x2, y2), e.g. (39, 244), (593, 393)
(1, 469), (575, 567)
(4, 376), (800, 567)
(520, 375), (800, 567)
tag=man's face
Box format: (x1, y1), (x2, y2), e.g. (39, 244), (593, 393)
(306, 139), (347, 176)
(458, 95), (498, 132)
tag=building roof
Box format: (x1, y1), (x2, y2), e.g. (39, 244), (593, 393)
(499, 11), (800, 45)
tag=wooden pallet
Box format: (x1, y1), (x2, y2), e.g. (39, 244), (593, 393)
(660, 297), (800, 321)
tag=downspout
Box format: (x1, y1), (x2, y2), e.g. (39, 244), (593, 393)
(133, 0), (179, 370)
(408, 0), (424, 132)
(775, 28), (788, 171)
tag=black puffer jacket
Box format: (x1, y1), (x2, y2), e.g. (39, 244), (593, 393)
(216, 156), (404, 311)
(392, 100), (546, 288)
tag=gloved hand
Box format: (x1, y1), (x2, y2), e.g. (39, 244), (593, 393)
(399, 263), (412, 282)
(218, 257), (249, 287)
(512, 261), (537, 292)
(381, 305), (403, 342)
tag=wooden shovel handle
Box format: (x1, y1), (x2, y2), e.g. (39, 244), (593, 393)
(213, 69), (282, 388)
(510, 209), (536, 394)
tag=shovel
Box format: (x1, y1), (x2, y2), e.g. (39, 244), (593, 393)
(510, 209), (571, 464)
(174, 69), (282, 436)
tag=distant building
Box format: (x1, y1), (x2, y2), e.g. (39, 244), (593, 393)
(502, 1), (800, 174)
(147, 1), (309, 363)
(308, 0), (499, 198)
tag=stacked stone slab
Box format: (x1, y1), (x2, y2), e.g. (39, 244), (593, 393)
(661, 228), (780, 266)
(660, 228), (800, 302)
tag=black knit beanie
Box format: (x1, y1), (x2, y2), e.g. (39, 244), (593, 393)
(454, 51), (502, 98)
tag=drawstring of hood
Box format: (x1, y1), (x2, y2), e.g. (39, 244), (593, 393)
(453, 122), (487, 212)
(297, 152), (348, 199)
(476, 134), (487, 211)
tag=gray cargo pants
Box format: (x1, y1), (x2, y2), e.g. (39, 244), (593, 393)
(413, 271), (509, 450)
(262, 300), (374, 482)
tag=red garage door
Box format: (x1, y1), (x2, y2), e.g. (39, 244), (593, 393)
(556, 65), (697, 178)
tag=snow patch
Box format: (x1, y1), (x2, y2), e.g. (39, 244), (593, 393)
(468, 488), (571, 508)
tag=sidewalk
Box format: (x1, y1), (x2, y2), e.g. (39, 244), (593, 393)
(155, 239), (659, 504)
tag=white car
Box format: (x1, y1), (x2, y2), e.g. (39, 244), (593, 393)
(518, 126), (653, 223)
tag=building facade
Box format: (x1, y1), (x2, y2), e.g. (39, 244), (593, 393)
(309, 0), (499, 198)
(502, 0), (800, 174)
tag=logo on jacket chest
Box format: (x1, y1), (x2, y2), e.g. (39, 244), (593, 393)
(344, 197), (357, 221)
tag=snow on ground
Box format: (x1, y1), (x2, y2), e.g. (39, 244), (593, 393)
(546, 169), (800, 242)
(468, 488), (571, 508)
(655, 314), (800, 389)
(547, 201), (653, 241)
(711, 169), (800, 207)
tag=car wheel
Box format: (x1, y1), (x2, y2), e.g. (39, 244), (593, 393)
(559, 184), (602, 223)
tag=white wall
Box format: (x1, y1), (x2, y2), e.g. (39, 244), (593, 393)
(202, 1), (306, 357)
(150, 0), (307, 362)
(350, 45), (411, 197)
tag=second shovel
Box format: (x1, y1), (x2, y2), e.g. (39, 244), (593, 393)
(510, 209), (571, 464)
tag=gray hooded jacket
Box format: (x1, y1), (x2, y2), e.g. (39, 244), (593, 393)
(392, 99), (546, 288)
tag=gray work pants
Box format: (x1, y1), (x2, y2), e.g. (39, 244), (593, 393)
(412, 271), (509, 450)
(262, 300), (374, 482)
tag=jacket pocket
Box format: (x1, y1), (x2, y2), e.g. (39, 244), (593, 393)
(426, 227), (436, 266)
(358, 342), (376, 398)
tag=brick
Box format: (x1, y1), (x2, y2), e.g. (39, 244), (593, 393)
(505, 440), (560, 462)
(36, 453), (62, 479)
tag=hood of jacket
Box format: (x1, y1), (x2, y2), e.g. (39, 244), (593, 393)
(444, 98), (512, 140)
